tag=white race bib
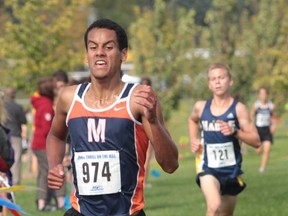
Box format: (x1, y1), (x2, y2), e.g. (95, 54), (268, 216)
(256, 113), (271, 127)
(206, 142), (236, 168)
(74, 151), (121, 195)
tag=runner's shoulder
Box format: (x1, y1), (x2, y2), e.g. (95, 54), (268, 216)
(61, 85), (78, 98)
(57, 85), (78, 109)
(235, 101), (249, 116)
(194, 100), (207, 111)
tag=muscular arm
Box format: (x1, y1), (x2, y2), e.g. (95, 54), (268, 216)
(236, 103), (261, 148)
(188, 101), (205, 153)
(133, 85), (178, 174)
(46, 86), (75, 189)
(250, 104), (256, 122)
(46, 112), (67, 169)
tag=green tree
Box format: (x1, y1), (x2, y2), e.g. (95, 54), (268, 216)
(129, 0), (205, 120)
(201, 0), (257, 103)
(0, 0), (91, 92)
(243, 0), (288, 114)
(91, 0), (138, 32)
(201, 0), (288, 113)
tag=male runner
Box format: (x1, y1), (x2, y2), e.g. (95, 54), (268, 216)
(250, 87), (276, 173)
(46, 19), (178, 216)
(188, 63), (260, 216)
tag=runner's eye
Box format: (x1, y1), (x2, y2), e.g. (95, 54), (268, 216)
(105, 46), (113, 50)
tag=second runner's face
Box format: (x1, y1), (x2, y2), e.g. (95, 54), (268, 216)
(86, 28), (127, 80)
(208, 68), (232, 96)
(258, 88), (267, 102)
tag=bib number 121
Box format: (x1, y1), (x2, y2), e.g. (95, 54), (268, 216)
(212, 149), (228, 161)
(207, 142), (236, 168)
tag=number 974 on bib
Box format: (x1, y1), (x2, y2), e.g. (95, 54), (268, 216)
(74, 151), (121, 195)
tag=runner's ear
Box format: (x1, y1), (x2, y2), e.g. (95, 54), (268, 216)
(121, 48), (127, 63)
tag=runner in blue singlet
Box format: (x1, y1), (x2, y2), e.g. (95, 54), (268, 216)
(188, 63), (261, 216)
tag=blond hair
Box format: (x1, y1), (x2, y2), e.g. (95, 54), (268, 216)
(208, 63), (232, 79)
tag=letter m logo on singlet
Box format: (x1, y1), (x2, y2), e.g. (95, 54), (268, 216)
(87, 118), (106, 143)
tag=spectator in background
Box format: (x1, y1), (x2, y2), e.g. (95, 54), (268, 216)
(0, 91), (14, 175)
(30, 77), (63, 212)
(3, 87), (27, 185)
(52, 69), (69, 108)
(0, 91), (9, 214)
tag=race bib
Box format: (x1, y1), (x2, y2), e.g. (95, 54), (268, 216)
(256, 113), (271, 127)
(206, 142), (236, 168)
(74, 151), (121, 195)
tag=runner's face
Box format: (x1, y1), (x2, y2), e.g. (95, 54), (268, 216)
(86, 28), (127, 80)
(258, 88), (267, 102)
(208, 68), (232, 96)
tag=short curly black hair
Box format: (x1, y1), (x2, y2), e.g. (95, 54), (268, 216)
(84, 19), (128, 51)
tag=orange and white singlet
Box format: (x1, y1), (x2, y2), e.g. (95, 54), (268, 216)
(67, 82), (149, 216)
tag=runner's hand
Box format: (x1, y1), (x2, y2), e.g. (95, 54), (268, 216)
(216, 120), (235, 136)
(134, 85), (158, 123)
(190, 139), (201, 153)
(48, 164), (65, 189)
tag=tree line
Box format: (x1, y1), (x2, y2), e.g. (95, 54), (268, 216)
(0, 0), (287, 118)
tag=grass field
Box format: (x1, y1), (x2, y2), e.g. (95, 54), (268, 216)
(7, 99), (288, 215)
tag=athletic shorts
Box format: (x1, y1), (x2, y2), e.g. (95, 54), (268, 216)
(256, 127), (273, 143)
(64, 208), (146, 216)
(196, 170), (246, 196)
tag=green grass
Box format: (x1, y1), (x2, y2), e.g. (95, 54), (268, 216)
(144, 100), (288, 216)
(8, 99), (288, 215)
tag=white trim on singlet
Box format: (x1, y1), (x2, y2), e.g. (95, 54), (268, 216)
(66, 82), (143, 126)
(66, 84), (82, 126)
(79, 82), (129, 113)
(126, 83), (142, 125)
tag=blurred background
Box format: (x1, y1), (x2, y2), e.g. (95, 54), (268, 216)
(1, 1), (288, 215)
(1, 0), (288, 120)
